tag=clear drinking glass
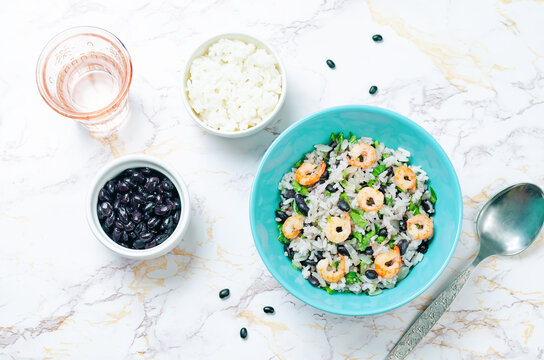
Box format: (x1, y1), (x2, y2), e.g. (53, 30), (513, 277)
(36, 26), (133, 135)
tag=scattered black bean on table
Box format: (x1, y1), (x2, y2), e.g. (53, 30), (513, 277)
(372, 34), (383, 43)
(97, 167), (181, 250)
(219, 289), (230, 299)
(240, 327), (248, 339)
(369, 85), (378, 95)
(263, 306), (275, 314)
(326, 59), (336, 69)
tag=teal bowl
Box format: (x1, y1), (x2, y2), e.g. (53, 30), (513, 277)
(249, 105), (463, 316)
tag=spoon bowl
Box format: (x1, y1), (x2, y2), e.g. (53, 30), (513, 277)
(476, 183), (544, 260)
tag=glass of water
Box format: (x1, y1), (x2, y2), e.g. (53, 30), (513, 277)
(36, 26), (133, 135)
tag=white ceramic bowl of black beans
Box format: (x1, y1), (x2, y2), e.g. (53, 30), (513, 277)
(86, 155), (191, 260)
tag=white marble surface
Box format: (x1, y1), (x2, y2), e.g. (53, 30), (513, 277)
(1, 0), (543, 359)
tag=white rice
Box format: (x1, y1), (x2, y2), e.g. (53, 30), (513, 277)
(186, 38), (282, 132)
(278, 135), (435, 295)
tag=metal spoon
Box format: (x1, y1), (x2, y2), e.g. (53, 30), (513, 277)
(386, 183), (544, 360)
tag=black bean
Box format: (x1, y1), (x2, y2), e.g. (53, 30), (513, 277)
(143, 202), (155, 214)
(372, 34), (383, 42)
(417, 242), (428, 254)
(116, 182), (130, 193)
(104, 215), (115, 228)
(145, 177), (159, 193)
(132, 210), (142, 224)
(325, 184), (338, 193)
(301, 259), (317, 267)
(379, 185), (386, 194)
(113, 198), (121, 210)
(141, 167), (152, 175)
(314, 250), (324, 261)
(98, 188), (111, 202)
(124, 221), (135, 232)
(132, 194), (145, 205)
(240, 327), (248, 339)
(421, 199), (435, 215)
(337, 199), (351, 211)
(114, 220), (124, 230)
(128, 231), (137, 240)
(134, 222), (147, 235)
(105, 180), (116, 195)
(399, 218), (407, 232)
(326, 59), (336, 69)
(121, 231), (129, 243)
(164, 198), (176, 211)
(131, 172), (145, 185)
(308, 276), (320, 287)
(295, 194), (309, 216)
(139, 232), (153, 241)
(155, 194), (164, 204)
(112, 228), (122, 242)
(369, 85), (378, 95)
(397, 239), (408, 255)
(282, 189), (295, 199)
(145, 194), (155, 202)
(98, 202), (112, 219)
(160, 216), (174, 232)
(387, 167), (394, 176)
(378, 228), (388, 238)
(173, 210), (181, 224)
(147, 217), (161, 229)
(161, 180), (174, 192)
(263, 306), (275, 314)
(118, 207), (129, 223)
(154, 234), (169, 245)
(154, 205), (170, 216)
(337, 245), (350, 256)
(219, 289), (230, 299)
(120, 192), (130, 205)
(363, 246), (374, 255)
(284, 243), (294, 259)
(365, 269), (378, 279)
(173, 198), (181, 210)
(275, 210), (289, 222)
(133, 239), (146, 249)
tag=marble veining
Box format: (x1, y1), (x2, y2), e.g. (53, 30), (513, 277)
(1, 0), (543, 359)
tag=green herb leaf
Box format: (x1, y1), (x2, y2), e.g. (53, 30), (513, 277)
(359, 229), (376, 251)
(367, 179), (378, 187)
(430, 187), (437, 204)
(345, 271), (360, 284)
(374, 223), (380, 232)
(336, 133), (344, 154)
(332, 260), (339, 268)
(330, 132), (337, 142)
(389, 241), (396, 249)
(372, 163), (387, 176)
(341, 180), (348, 188)
(374, 140), (379, 148)
(343, 169), (347, 179)
(376, 236), (386, 243)
(326, 190), (331, 196)
(291, 180), (309, 195)
(352, 231), (363, 242)
(295, 159), (303, 168)
(409, 199), (421, 215)
(386, 197), (393, 207)
(382, 153), (390, 160)
(348, 133), (357, 144)
(349, 212), (367, 229)
(277, 223), (290, 244)
(340, 193), (349, 203)
(324, 286), (335, 295)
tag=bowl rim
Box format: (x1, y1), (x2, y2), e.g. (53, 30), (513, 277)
(86, 154), (191, 260)
(181, 32), (287, 138)
(249, 104), (463, 316)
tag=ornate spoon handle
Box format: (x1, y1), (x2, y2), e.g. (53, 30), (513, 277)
(385, 263), (475, 360)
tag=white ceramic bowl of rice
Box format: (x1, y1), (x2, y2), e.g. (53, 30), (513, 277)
(182, 33), (287, 138)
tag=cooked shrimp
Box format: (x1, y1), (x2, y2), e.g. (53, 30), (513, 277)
(317, 255), (346, 283)
(374, 246), (401, 279)
(356, 187), (384, 212)
(282, 215), (303, 239)
(407, 214), (433, 240)
(295, 161), (327, 186)
(346, 143), (377, 168)
(394, 166), (417, 191)
(325, 213), (351, 243)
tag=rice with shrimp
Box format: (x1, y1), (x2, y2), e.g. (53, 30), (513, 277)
(275, 133), (437, 295)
